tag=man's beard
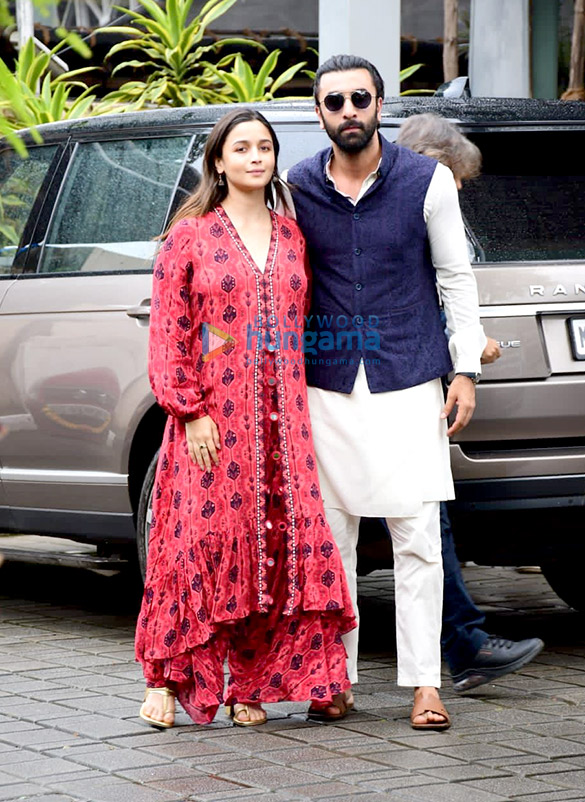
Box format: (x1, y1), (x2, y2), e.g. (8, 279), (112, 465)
(323, 112), (379, 153)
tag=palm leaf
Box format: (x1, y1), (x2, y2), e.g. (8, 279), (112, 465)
(253, 50), (280, 97)
(269, 61), (306, 95)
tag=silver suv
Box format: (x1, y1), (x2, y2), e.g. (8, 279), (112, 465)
(1, 98), (585, 608)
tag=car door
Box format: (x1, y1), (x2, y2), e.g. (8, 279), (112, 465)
(0, 133), (197, 539)
(0, 142), (62, 529)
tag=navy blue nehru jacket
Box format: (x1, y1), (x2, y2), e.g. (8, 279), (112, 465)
(287, 135), (453, 394)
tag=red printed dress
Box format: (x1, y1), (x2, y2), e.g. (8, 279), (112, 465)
(135, 207), (355, 724)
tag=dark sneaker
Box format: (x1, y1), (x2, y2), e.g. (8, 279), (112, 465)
(452, 636), (544, 692)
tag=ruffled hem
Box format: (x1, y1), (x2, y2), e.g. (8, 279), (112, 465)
(139, 608), (352, 725)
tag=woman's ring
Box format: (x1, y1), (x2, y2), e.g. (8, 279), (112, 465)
(199, 444), (208, 450)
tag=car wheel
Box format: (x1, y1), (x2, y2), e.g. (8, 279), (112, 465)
(136, 450), (159, 582)
(541, 559), (585, 612)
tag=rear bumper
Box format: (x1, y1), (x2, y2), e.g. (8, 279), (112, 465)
(453, 474), (585, 511)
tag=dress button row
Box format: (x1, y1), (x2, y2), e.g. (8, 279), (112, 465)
(266, 557), (275, 567)
(267, 377), (277, 386)
(272, 451), (281, 460)
(269, 412), (278, 421)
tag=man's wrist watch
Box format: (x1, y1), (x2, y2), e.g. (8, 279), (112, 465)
(456, 372), (480, 384)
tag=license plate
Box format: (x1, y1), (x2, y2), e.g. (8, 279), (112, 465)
(568, 317), (585, 361)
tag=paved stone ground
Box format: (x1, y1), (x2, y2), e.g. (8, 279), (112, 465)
(1, 559), (585, 802)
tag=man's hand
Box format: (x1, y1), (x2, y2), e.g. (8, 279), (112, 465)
(481, 337), (501, 364)
(185, 416), (221, 470)
(441, 375), (476, 436)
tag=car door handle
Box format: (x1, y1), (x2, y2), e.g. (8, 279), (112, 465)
(126, 303), (151, 319)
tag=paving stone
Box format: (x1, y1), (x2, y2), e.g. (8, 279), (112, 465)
(56, 779), (183, 802)
(432, 742), (527, 762)
(44, 714), (147, 739)
(180, 757), (270, 776)
(394, 782), (508, 802)
(260, 746), (335, 764)
(419, 764), (513, 782)
(141, 741), (229, 760)
(0, 782), (50, 800)
(291, 755), (390, 778)
(529, 769), (585, 789)
(62, 745), (167, 772)
(0, 748), (45, 766)
(149, 776), (246, 796)
(220, 765), (322, 790)
(363, 748), (463, 771)
(117, 764), (216, 784)
(513, 792), (585, 801)
(200, 731), (304, 754)
(498, 737), (585, 759)
(7, 796), (85, 802)
(2, 756), (88, 780)
(465, 777), (569, 797)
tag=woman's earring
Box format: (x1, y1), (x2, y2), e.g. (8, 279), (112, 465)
(218, 173), (225, 187)
(272, 173), (279, 184)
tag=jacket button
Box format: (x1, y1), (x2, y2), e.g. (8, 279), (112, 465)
(355, 283), (363, 291)
(353, 213), (360, 220)
(354, 247), (361, 255)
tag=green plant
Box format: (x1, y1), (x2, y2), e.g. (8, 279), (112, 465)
(0, 37), (100, 152)
(399, 64), (434, 95)
(97, 0), (265, 108)
(205, 50), (307, 102)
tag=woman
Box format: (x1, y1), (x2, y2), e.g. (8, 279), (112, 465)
(136, 109), (355, 728)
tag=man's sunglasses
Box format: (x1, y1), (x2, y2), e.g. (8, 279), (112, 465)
(318, 89), (374, 113)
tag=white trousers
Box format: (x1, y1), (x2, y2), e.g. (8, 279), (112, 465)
(325, 502), (443, 688)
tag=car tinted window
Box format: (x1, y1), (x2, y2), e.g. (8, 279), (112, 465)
(0, 146), (57, 275)
(38, 137), (190, 274)
(460, 130), (585, 263)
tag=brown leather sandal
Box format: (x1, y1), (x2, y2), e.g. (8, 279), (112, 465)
(410, 693), (451, 731)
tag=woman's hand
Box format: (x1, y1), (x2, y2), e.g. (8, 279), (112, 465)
(481, 337), (501, 364)
(185, 416), (221, 470)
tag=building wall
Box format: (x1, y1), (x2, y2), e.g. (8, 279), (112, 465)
(184, 0), (575, 42)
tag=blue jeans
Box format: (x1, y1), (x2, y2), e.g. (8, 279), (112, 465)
(440, 502), (488, 674)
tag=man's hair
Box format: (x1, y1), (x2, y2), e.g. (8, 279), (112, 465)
(313, 55), (385, 103)
(396, 113), (481, 182)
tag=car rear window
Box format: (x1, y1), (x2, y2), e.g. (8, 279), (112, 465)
(460, 130), (585, 263)
(38, 137), (190, 274)
(0, 146), (57, 275)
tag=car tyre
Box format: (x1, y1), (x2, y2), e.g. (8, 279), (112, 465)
(541, 559), (585, 612)
(137, 450), (159, 582)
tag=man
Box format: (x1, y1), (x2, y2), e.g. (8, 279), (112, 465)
(394, 112), (544, 692)
(283, 55), (540, 729)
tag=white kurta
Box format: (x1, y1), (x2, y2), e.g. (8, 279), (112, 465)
(280, 159), (485, 518)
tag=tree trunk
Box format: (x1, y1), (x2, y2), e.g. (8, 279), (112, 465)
(569, 0), (585, 91)
(443, 0), (459, 82)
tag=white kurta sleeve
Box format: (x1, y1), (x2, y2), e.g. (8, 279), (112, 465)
(424, 162), (486, 374)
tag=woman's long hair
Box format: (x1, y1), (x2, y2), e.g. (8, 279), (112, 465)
(164, 108), (289, 235)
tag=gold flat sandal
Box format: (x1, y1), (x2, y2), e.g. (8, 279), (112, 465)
(140, 687), (175, 729)
(225, 703), (267, 727)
